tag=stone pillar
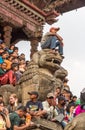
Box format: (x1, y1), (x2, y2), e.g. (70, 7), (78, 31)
(30, 37), (39, 58)
(3, 25), (12, 47)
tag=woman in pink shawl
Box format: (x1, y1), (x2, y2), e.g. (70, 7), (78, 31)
(75, 88), (85, 116)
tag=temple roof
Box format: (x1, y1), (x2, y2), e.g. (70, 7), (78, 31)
(0, 0), (85, 44)
(28, 0), (85, 13)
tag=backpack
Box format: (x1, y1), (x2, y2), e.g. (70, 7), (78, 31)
(80, 88), (85, 104)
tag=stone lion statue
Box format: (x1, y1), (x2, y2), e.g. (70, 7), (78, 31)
(18, 49), (68, 104)
(0, 49), (68, 105)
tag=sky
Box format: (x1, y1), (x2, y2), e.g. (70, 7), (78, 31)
(16, 7), (85, 98)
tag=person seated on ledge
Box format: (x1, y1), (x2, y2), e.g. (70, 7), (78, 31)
(41, 27), (64, 55)
(0, 63), (18, 86)
(0, 62), (8, 85)
(42, 92), (58, 120)
(26, 91), (45, 117)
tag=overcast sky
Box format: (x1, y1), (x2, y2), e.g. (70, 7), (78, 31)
(16, 7), (85, 98)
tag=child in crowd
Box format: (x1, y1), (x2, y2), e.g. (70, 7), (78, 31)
(7, 63), (19, 85)
(0, 37), (27, 86)
(64, 103), (75, 123)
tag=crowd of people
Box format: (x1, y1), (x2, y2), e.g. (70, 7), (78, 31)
(0, 29), (85, 130)
(0, 26), (63, 86)
(0, 86), (85, 130)
(0, 39), (29, 86)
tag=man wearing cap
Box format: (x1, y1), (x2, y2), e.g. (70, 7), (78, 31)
(56, 96), (66, 114)
(55, 95), (67, 127)
(41, 27), (63, 55)
(42, 92), (58, 120)
(26, 91), (45, 117)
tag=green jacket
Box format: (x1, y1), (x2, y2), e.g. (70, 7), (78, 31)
(0, 68), (6, 76)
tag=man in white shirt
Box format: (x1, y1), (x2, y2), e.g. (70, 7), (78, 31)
(42, 92), (58, 120)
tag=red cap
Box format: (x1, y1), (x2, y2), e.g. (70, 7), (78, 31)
(50, 27), (60, 32)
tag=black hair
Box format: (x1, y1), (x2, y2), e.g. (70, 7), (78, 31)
(58, 96), (66, 102)
(0, 112), (6, 121)
(0, 101), (4, 105)
(13, 47), (18, 51)
(68, 91), (73, 99)
(0, 95), (3, 98)
(73, 96), (77, 99)
(17, 106), (27, 112)
(56, 87), (61, 90)
(66, 103), (75, 113)
(1, 51), (8, 56)
(20, 53), (25, 56)
(9, 44), (15, 48)
(11, 63), (19, 70)
(64, 90), (73, 99)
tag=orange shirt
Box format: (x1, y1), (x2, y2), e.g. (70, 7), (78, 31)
(26, 113), (31, 124)
(4, 59), (12, 70)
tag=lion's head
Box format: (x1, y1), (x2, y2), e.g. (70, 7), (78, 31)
(32, 49), (63, 72)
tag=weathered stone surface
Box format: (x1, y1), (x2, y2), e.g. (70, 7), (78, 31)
(0, 49), (68, 105)
(0, 84), (22, 105)
(27, 117), (63, 130)
(54, 67), (68, 82)
(64, 113), (85, 130)
(17, 49), (68, 104)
